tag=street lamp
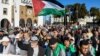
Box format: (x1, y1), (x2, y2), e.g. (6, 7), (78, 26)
(64, 7), (71, 26)
(64, 14), (67, 26)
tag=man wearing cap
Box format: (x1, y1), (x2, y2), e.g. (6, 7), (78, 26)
(0, 36), (15, 54)
(17, 35), (45, 56)
(46, 38), (66, 56)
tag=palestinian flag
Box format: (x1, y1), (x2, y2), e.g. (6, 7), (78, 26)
(39, 1), (65, 16)
(32, 0), (45, 16)
(32, 0), (65, 16)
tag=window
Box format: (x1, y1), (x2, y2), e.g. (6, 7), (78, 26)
(2, 0), (9, 4)
(3, 8), (7, 15)
(27, 9), (32, 15)
(21, 11), (23, 14)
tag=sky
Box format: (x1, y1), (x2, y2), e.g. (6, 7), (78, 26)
(57, 0), (100, 10)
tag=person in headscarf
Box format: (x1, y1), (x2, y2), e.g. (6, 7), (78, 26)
(0, 36), (15, 54)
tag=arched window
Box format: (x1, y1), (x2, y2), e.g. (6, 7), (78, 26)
(26, 18), (32, 27)
(1, 19), (10, 29)
(19, 19), (25, 28)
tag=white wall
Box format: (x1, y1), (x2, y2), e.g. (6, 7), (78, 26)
(14, 0), (20, 27)
(38, 16), (44, 26)
(0, 0), (2, 21)
(0, 0), (13, 26)
(51, 15), (54, 24)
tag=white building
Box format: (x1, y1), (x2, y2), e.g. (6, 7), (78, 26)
(0, 0), (34, 28)
(0, 0), (13, 28)
(78, 16), (97, 26)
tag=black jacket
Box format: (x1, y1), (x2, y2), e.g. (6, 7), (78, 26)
(91, 36), (99, 48)
(0, 44), (3, 53)
(18, 41), (45, 56)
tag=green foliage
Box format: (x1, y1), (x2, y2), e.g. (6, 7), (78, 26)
(90, 7), (100, 20)
(66, 3), (88, 22)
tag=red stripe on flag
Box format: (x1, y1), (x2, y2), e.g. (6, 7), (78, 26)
(32, 0), (45, 16)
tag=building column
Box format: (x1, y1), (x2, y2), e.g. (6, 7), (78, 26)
(37, 16), (44, 26)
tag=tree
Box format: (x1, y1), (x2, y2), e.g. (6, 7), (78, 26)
(79, 4), (88, 18)
(90, 7), (98, 16)
(90, 7), (100, 25)
(66, 3), (88, 22)
(66, 3), (81, 22)
(65, 5), (74, 22)
(90, 7), (100, 19)
(73, 3), (81, 21)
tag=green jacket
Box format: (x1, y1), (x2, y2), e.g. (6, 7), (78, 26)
(69, 44), (76, 53)
(65, 43), (76, 56)
(46, 43), (66, 56)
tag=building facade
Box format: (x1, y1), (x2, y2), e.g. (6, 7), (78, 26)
(14, 0), (36, 28)
(0, 0), (13, 29)
(0, 0), (36, 29)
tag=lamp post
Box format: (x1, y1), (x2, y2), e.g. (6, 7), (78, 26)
(64, 7), (71, 26)
(64, 7), (67, 26)
(64, 14), (67, 26)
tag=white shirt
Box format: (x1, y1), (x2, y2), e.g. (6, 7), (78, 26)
(33, 46), (39, 56)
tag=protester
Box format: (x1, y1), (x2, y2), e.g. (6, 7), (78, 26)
(63, 37), (76, 56)
(52, 29), (62, 43)
(46, 38), (66, 56)
(87, 28), (93, 39)
(0, 24), (99, 56)
(17, 35), (45, 56)
(78, 40), (92, 56)
(88, 40), (96, 56)
(0, 30), (4, 53)
(0, 30), (4, 40)
(91, 30), (99, 49)
(0, 36), (15, 54)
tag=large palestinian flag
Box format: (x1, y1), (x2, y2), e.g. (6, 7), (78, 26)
(32, 0), (66, 16)
(32, 0), (45, 16)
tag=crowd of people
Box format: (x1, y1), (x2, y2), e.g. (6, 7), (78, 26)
(0, 23), (100, 56)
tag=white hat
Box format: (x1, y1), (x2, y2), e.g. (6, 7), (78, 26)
(31, 36), (39, 41)
(1, 36), (10, 42)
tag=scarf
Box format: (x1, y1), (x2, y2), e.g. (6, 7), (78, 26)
(53, 43), (65, 56)
(3, 43), (11, 54)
